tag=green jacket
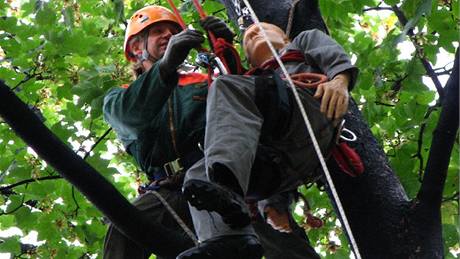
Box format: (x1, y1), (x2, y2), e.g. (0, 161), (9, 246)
(103, 64), (208, 178)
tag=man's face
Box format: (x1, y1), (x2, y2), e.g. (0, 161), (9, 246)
(130, 22), (180, 62)
(146, 22), (181, 60)
(243, 23), (290, 67)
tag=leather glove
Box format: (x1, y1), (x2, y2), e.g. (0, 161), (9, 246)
(158, 29), (204, 79)
(200, 16), (234, 43)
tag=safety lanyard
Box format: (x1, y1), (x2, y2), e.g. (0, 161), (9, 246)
(165, 0), (230, 78)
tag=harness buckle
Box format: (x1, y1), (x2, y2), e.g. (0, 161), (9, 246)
(163, 158), (184, 177)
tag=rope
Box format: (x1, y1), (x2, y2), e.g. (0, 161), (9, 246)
(241, 1), (362, 258)
(286, 0), (300, 38)
(148, 190), (200, 246)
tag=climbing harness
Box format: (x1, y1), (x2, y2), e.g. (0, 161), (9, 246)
(241, 1), (362, 258)
(249, 50), (364, 177)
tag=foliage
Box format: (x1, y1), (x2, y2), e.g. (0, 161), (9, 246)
(0, 0), (458, 258)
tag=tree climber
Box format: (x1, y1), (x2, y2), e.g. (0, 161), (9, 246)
(102, 5), (319, 259)
(178, 22), (358, 258)
(102, 5), (209, 258)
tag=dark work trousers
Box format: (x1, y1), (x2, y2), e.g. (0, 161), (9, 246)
(103, 187), (320, 259)
(103, 188), (193, 259)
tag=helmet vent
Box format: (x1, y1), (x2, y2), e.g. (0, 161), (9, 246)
(139, 15), (149, 23)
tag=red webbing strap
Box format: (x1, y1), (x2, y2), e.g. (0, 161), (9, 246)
(165, 0), (216, 85)
(245, 50), (326, 88)
(245, 50), (306, 75)
(260, 50), (306, 70)
(290, 73), (327, 89)
(191, 0), (218, 46)
(214, 38), (244, 74)
(331, 142), (364, 177)
(165, 0), (187, 29)
(191, 0), (241, 76)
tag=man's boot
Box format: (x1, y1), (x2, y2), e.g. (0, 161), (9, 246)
(176, 235), (264, 259)
(182, 179), (251, 229)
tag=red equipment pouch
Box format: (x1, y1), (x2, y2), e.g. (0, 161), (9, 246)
(331, 142), (364, 177)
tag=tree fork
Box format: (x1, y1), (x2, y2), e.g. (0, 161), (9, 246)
(0, 80), (193, 257)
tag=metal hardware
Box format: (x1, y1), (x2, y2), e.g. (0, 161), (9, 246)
(163, 158), (184, 177)
(340, 128), (357, 142)
(197, 142), (204, 152)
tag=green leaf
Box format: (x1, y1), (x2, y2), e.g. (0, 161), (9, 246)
(394, 0), (432, 44)
(442, 224), (458, 251)
(14, 206), (38, 231)
(0, 214), (16, 229)
(6, 195), (23, 213)
(63, 6), (75, 29)
(113, 0), (125, 23)
(415, 91), (435, 105)
(35, 5), (57, 27)
(0, 236), (21, 254)
(384, 0), (399, 5)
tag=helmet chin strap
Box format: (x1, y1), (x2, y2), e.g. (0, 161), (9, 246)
(137, 30), (159, 65)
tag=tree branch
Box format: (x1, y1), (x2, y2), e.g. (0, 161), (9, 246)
(0, 175), (63, 194)
(83, 128), (112, 160)
(415, 105), (440, 182)
(391, 5), (445, 101)
(442, 191), (459, 203)
(435, 69), (453, 76)
(363, 6), (392, 12)
(417, 49), (459, 206)
(0, 80), (193, 256)
(71, 186), (80, 217)
(375, 101), (395, 107)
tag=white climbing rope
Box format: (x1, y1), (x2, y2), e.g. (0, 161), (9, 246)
(241, 1), (362, 258)
(149, 190), (200, 246)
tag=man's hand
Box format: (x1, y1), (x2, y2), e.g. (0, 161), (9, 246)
(313, 73), (350, 120)
(200, 16), (234, 43)
(158, 29), (204, 78)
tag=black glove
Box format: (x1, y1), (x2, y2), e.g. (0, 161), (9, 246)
(200, 16), (234, 43)
(158, 29), (204, 79)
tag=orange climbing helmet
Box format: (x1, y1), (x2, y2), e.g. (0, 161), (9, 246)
(124, 5), (181, 62)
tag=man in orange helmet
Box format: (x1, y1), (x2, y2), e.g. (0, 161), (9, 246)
(103, 5), (257, 259)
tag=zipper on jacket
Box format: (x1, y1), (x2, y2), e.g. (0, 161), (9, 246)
(168, 97), (180, 157)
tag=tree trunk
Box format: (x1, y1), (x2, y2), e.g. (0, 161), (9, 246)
(219, 0), (458, 257)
